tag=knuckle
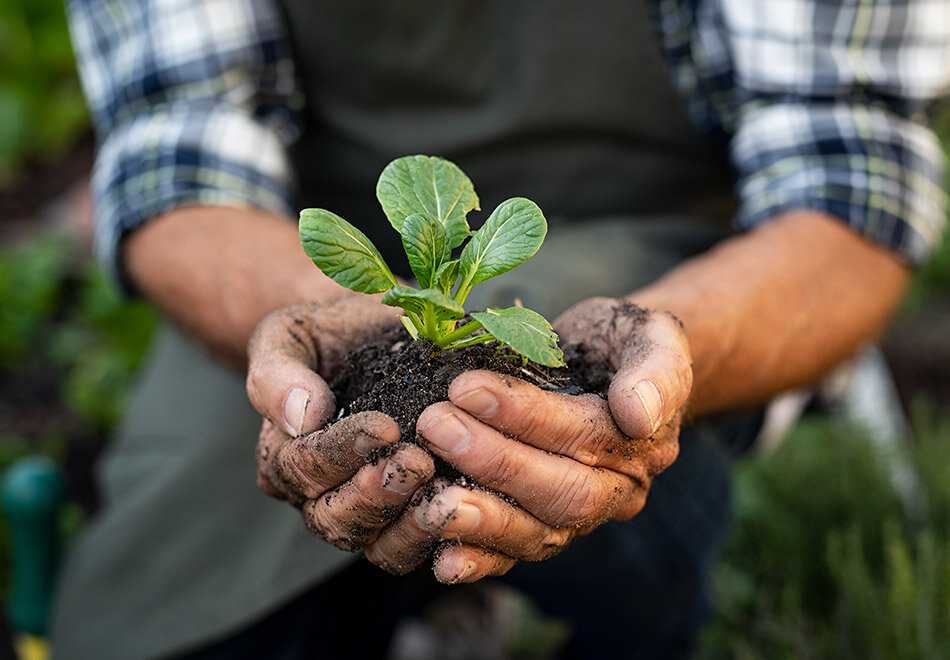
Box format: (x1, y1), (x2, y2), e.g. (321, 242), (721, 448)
(657, 310), (688, 341)
(487, 555), (516, 577)
(351, 472), (393, 515)
(614, 489), (648, 521)
(650, 437), (680, 476)
(490, 502), (518, 541)
(302, 502), (363, 552)
(529, 527), (572, 561)
(479, 445), (524, 489)
(549, 471), (603, 527)
(256, 472), (284, 499)
(244, 365), (265, 407)
(364, 544), (413, 576)
(275, 441), (322, 499)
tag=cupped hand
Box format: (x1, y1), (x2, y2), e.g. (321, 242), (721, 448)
(245, 296), (436, 551)
(363, 298), (692, 582)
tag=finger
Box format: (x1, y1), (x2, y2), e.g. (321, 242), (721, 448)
(608, 311), (692, 439)
(433, 544), (517, 584)
(413, 485), (573, 561)
(271, 411), (400, 502)
(246, 304), (336, 437)
(256, 419), (290, 500)
(364, 478), (453, 575)
(301, 443), (434, 551)
(417, 403), (638, 528)
(448, 371), (646, 475)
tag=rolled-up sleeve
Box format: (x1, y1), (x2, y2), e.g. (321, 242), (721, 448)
(722, 0), (950, 265)
(67, 0), (300, 287)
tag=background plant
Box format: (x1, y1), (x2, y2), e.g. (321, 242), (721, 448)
(299, 155), (565, 367)
(0, 232), (158, 598)
(0, 0), (88, 186)
(700, 408), (950, 660)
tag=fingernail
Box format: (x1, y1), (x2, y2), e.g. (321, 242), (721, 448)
(354, 433), (381, 457)
(382, 461), (423, 495)
(454, 387), (498, 418)
(283, 387), (310, 437)
(633, 380), (662, 435)
(458, 560), (477, 581)
(415, 494), (458, 532)
(446, 502), (481, 533)
(440, 555), (477, 583)
(419, 413), (470, 454)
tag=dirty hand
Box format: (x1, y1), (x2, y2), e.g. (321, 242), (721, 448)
(246, 296), (436, 551)
(364, 298), (690, 582)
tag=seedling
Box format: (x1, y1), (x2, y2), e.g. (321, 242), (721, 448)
(299, 155), (565, 367)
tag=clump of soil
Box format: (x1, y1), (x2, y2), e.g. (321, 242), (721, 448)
(328, 308), (640, 568)
(330, 302), (654, 450)
(331, 328), (609, 453)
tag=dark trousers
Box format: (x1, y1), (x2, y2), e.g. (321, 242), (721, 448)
(181, 421), (742, 660)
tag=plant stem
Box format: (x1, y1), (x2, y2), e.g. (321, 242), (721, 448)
(445, 333), (495, 350)
(454, 274), (475, 306)
(422, 304), (437, 340)
(436, 319), (482, 347)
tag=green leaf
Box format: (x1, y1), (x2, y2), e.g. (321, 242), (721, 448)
(382, 286), (465, 321)
(471, 306), (565, 367)
(434, 259), (460, 295)
(458, 198), (546, 297)
(299, 209), (397, 294)
(376, 155), (479, 250)
(401, 213), (446, 289)
(400, 315), (420, 340)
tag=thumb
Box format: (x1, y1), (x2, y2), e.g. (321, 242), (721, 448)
(246, 304), (337, 437)
(607, 311), (692, 439)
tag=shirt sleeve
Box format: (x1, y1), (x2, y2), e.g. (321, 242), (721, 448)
(67, 0), (301, 288)
(721, 0), (950, 265)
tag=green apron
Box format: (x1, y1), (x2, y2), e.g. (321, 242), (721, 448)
(51, 3), (735, 658)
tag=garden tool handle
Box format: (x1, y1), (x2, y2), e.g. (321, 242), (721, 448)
(1, 457), (64, 642)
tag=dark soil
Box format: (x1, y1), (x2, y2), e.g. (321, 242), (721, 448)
(330, 327), (613, 477)
(334, 330), (601, 433)
(327, 307), (634, 568)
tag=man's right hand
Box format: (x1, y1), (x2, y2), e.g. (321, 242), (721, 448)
(246, 296), (435, 551)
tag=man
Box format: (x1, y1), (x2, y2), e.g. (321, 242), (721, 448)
(57, 1), (948, 658)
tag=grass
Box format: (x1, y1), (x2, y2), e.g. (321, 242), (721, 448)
(701, 407), (950, 660)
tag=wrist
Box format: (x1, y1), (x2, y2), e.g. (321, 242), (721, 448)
(127, 205), (362, 365)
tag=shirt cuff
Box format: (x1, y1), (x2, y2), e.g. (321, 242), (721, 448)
(91, 102), (295, 292)
(732, 102), (947, 266)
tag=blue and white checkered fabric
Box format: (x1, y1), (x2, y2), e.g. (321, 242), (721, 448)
(68, 0), (950, 286)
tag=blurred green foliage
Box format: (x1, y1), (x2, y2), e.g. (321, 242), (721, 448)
(701, 409), (950, 660)
(905, 110), (950, 310)
(0, 0), (89, 186)
(0, 232), (157, 598)
(0, 232), (158, 429)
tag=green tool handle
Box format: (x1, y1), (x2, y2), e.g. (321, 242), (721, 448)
(2, 458), (64, 637)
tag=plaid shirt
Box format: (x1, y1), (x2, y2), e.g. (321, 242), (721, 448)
(69, 0), (950, 285)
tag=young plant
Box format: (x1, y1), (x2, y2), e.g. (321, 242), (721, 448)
(298, 155), (565, 367)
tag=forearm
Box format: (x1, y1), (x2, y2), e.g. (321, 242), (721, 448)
(126, 206), (355, 365)
(630, 211), (910, 416)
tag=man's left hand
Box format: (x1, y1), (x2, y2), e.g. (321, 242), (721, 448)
(363, 298), (692, 582)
